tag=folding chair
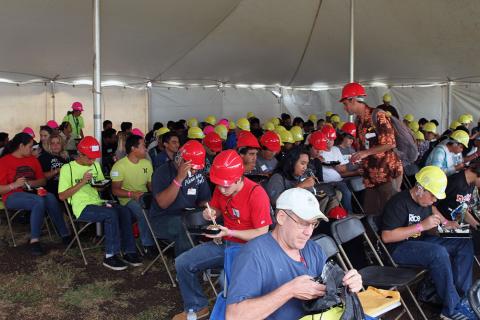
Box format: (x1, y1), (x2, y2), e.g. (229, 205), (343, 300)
(311, 234), (348, 270)
(63, 201), (104, 265)
(468, 279), (480, 319)
(331, 216), (426, 320)
(139, 193), (176, 287)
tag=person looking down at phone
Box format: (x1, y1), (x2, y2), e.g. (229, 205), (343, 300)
(150, 140), (211, 257)
(0, 132), (71, 256)
(225, 188), (362, 320)
(58, 136), (142, 271)
(173, 150), (271, 320)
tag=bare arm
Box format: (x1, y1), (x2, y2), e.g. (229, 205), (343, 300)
(155, 160), (192, 209)
(381, 215), (441, 243)
(58, 170), (91, 201)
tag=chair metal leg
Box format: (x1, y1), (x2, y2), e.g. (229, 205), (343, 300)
(4, 209), (17, 247)
(399, 293), (415, 320)
(64, 213), (88, 266)
(405, 286), (429, 320)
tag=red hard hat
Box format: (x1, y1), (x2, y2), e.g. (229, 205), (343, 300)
(260, 131), (281, 152)
(328, 206), (348, 220)
(210, 150), (245, 186)
(341, 122), (357, 137)
(77, 136), (101, 159)
(203, 132), (223, 153)
(179, 140), (206, 170)
(309, 131), (328, 151)
(321, 125), (337, 140)
(339, 82), (366, 102)
(237, 131), (260, 149)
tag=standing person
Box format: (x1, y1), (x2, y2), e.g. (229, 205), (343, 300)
(0, 133), (71, 255)
(38, 134), (70, 198)
(173, 150), (272, 320)
(376, 93), (399, 119)
(340, 82), (403, 215)
(63, 102), (85, 141)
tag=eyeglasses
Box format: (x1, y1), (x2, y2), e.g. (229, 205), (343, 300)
(283, 210), (319, 230)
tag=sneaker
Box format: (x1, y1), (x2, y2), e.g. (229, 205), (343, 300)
(440, 298), (477, 320)
(172, 307), (209, 320)
(122, 253), (143, 267)
(103, 255), (128, 271)
(30, 242), (46, 256)
(143, 245), (159, 260)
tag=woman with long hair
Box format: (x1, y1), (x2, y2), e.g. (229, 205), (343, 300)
(0, 132), (71, 255)
(38, 134), (70, 197)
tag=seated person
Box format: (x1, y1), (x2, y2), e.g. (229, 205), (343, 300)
(0, 132), (71, 255)
(173, 150), (271, 320)
(336, 123), (365, 192)
(253, 131), (281, 175)
(381, 166), (476, 319)
(236, 131), (260, 175)
(426, 130), (469, 176)
(101, 127), (117, 173)
(59, 136), (141, 271)
(152, 131), (179, 169)
(38, 133), (70, 198)
(226, 188), (362, 320)
(150, 140), (211, 257)
(111, 135), (156, 257)
(202, 132), (223, 175)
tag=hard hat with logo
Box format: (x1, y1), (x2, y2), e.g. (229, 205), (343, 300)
(458, 114), (473, 124)
(383, 93), (392, 103)
(131, 128), (145, 138)
(321, 125), (337, 140)
(308, 114), (318, 122)
(423, 122), (437, 134)
(325, 111), (333, 117)
(414, 130), (425, 141)
(155, 127), (170, 137)
(71, 101), (84, 111)
(408, 121), (419, 132)
(214, 124), (228, 140)
(203, 132), (223, 153)
(228, 119), (236, 130)
(339, 83), (367, 102)
(328, 206), (347, 220)
(341, 122), (357, 137)
(276, 188), (328, 221)
(46, 120), (59, 129)
(187, 118), (198, 128)
(237, 131), (260, 149)
(77, 136), (101, 159)
(271, 117), (280, 126)
(203, 125), (215, 135)
(204, 115), (217, 125)
(209, 150), (244, 187)
(449, 120), (461, 130)
(260, 131), (281, 152)
(263, 121), (275, 131)
(22, 127), (35, 138)
(330, 115), (341, 124)
(415, 166), (447, 199)
(450, 130), (469, 147)
(246, 112), (255, 119)
(274, 125), (287, 133)
(236, 118), (250, 131)
(309, 131), (328, 151)
(279, 130), (295, 144)
(178, 140), (206, 170)
(188, 127), (205, 139)
(404, 114), (414, 122)
(290, 126), (304, 142)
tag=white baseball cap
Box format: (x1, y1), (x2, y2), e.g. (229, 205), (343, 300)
(276, 188), (328, 222)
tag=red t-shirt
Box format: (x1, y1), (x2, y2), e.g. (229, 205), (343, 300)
(0, 154), (45, 202)
(210, 177), (272, 243)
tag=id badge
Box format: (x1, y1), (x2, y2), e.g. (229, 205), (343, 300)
(187, 188), (197, 195)
(261, 164), (268, 172)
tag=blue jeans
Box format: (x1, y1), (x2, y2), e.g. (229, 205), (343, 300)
(125, 200), (154, 247)
(331, 181), (353, 213)
(149, 213), (192, 257)
(79, 204), (136, 256)
(175, 241), (242, 312)
(6, 192), (70, 240)
(391, 235), (474, 316)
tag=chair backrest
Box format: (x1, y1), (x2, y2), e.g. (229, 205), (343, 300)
(140, 192), (153, 210)
(311, 234), (339, 260)
(468, 279), (480, 318)
(330, 216), (365, 244)
(182, 208), (210, 227)
(365, 215), (398, 267)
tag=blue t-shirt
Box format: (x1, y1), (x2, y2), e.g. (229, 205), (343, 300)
(227, 233), (326, 320)
(150, 161), (211, 216)
(225, 132), (237, 150)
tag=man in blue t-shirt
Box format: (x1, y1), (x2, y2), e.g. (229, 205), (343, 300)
(226, 188), (362, 320)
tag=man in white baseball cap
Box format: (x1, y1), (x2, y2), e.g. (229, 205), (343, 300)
(226, 188), (362, 320)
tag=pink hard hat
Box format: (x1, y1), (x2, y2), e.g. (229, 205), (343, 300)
(22, 127), (35, 138)
(131, 128), (145, 138)
(46, 120), (59, 129)
(217, 119), (229, 127)
(71, 101), (84, 111)
(203, 125), (215, 135)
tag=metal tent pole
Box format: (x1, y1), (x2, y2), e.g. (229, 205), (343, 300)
(348, 0), (355, 123)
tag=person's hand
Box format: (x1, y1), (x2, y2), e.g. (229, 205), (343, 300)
(455, 163), (465, 171)
(132, 191), (144, 201)
(203, 224), (228, 239)
(287, 275), (326, 300)
(443, 220), (460, 230)
(342, 269), (362, 293)
(202, 207), (216, 221)
(81, 170), (93, 184)
(13, 177), (27, 188)
(350, 151), (367, 164)
(356, 168), (364, 175)
(420, 215), (442, 230)
(176, 160), (192, 183)
(298, 177), (315, 189)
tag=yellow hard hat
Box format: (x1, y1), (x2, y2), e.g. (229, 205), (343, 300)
(450, 130), (469, 148)
(408, 121), (419, 132)
(449, 120), (461, 130)
(271, 117), (280, 126)
(187, 118), (198, 128)
(187, 127), (205, 139)
(246, 112), (255, 119)
(308, 114), (318, 122)
(458, 114), (473, 124)
(326, 111), (333, 117)
(279, 130), (295, 144)
(204, 115), (217, 125)
(228, 119), (236, 130)
(414, 130), (425, 141)
(385, 111), (392, 117)
(290, 126), (304, 142)
(423, 122), (437, 134)
(274, 125), (287, 133)
(383, 93), (392, 103)
(404, 114), (414, 122)
(337, 121), (346, 129)
(330, 115), (341, 124)
(236, 118), (250, 131)
(154, 127), (170, 137)
(415, 166), (447, 199)
(214, 124), (228, 140)
(263, 121), (275, 131)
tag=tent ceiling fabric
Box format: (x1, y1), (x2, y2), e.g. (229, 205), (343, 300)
(1, 0), (479, 86)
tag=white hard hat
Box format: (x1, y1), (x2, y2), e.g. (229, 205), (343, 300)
(276, 188), (328, 221)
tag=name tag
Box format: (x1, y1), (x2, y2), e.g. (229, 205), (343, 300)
(365, 132), (376, 139)
(261, 164), (268, 171)
(187, 188), (197, 195)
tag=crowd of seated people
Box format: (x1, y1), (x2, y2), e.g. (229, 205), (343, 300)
(1, 83), (480, 319)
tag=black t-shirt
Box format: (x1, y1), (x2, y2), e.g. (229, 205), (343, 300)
(38, 152), (69, 194)
(381, 190), (432, 248)
(435, 171), (473, 221)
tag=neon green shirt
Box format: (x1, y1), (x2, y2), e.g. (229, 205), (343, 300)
(110, 157), (153, 205)
(58, 160), (105, 217)
(63, 113), (84, 139)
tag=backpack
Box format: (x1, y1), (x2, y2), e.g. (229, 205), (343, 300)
(372, 108), (419, 165)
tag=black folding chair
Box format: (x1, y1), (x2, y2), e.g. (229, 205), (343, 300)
(139, 193), (176, 287)
(468, 279), (480, 319)
(311, 233), (347, 270)
(331, 216), (427, 320)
